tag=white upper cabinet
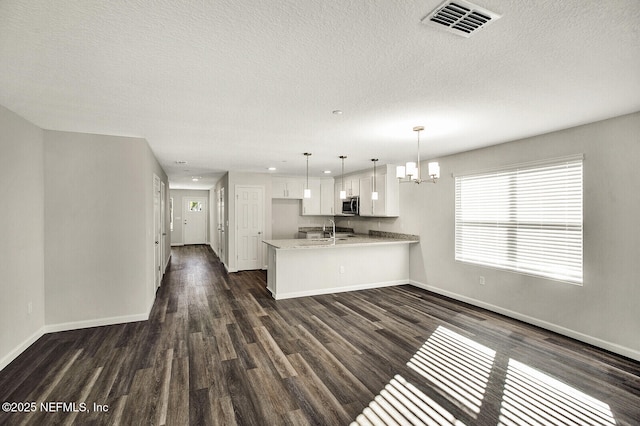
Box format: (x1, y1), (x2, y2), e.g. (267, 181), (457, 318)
(272, 176), (304, 199)
(346, 178), (359, 197)
(357, 165), (399, 217)
(302, 178), (335, 215)
(320, 179), (335, 215)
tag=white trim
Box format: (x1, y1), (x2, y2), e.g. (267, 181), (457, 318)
(44, 311), (150, 334)
(409, 279), (640, 362)
(272, 279), (408, 300)
(1, 309), (154, 372)
(171, 243), (184, 247)
(0, 327), (46, 371)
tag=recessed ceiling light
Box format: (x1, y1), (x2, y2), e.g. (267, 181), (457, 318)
(267, 167), (277, 171)
(192, 177), (200, 182)
(332, 110), (343, 115)
(323, 170), (332, 174)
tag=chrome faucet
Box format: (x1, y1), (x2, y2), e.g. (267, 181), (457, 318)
(325, 219), (336, 244)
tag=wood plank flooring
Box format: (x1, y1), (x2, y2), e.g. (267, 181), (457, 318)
(1, 244), (639, 425)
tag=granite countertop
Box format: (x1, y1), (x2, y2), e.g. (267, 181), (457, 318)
(263, 231), (419, 250)
(297, 226), (354, 234)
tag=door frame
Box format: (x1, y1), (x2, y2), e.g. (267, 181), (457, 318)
(218, 187), (225, 261)
(153, 174), (162, 290)
(161, 181), (166, 275)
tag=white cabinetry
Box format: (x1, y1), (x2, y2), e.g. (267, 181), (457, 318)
(358, 165), (399, 217)
(272, 177), (304, 199)
(302, 178), (335, 215)
(346, 178), (359, 197)
(320, 180), (335, 215)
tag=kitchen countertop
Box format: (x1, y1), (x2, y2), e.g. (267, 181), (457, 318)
(263, 231), (419, 250)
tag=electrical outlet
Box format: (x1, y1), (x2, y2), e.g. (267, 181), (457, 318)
(339, 265), (345, 274)
(479, 276), (485, 285)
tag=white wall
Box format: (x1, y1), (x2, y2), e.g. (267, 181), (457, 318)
(337, 111), (640, 360)
(169, 189), (210, 245)
(44, 130), (169, 329)
(0, 105), (45, 370)
(272, 199), (337, 239)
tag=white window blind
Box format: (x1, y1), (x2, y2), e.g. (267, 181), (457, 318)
(455, 156), (583, 284)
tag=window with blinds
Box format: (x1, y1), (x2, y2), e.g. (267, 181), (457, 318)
(455, 155), (583, 284)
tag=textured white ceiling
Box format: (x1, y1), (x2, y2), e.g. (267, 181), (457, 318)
(1, 0), (639, 189)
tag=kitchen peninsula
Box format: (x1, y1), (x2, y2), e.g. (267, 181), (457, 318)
(263, 231), (419, 300)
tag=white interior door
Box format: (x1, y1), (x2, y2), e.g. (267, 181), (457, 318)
(153, 175), (162, 290)
(236, 185), (264, 271)
(161, 181), (166, 276)
(183, 197), (207, 244)
(218, 188), (225, 261)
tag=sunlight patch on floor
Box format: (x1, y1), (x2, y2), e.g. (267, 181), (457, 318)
(407, 326), (496, 415)
(350, 374), (466, 426)
(498, 358), (616, 426)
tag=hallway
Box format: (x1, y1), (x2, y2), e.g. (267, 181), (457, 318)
(1, 245), (639, 425)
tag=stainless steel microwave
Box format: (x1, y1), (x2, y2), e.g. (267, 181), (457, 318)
(342, 197), (359, 215)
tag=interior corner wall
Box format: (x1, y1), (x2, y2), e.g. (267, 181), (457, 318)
(0, 105), (45, 370)
(369, 111), (640, 360)
(43, 130), (155, 328)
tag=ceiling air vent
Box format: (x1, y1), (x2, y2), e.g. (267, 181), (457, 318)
(422, 0), (501, 38)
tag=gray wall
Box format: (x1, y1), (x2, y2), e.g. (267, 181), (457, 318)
(337, 111), (640, 360)
(0, 105), (45, 370)
(1, 104), (170, 370)
(44, 130), (169, 327)
(169, 189), (210, 245)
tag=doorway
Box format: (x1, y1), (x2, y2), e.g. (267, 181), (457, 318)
(153, 174), (162, 290)
(235, 185), (264, 271)
(217, 188), (225, 262)
(183, 197), (208, 244)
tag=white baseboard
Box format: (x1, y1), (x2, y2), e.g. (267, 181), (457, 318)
(273, 279), (408, 300)
(44, 312), (150, 334)
(410, 279), (640, 362)
(170, 243), (184, 247)
(0, 327), (46, 372)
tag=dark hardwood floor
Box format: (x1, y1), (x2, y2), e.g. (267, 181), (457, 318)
(1, 245), (639, 425)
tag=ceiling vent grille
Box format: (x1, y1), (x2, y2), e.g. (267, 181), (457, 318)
(422, 0), (501, 38)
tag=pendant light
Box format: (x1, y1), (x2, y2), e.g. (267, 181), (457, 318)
(303, 152), (312, 198)
(339, 156), (347, 199)
(371, 158), (379, 200)
(396, 126), (440, 184)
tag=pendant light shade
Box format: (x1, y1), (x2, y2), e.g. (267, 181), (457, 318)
(371, 159), (379, 200)
(339, 155), (347, 200)
(303, 153), (312, 198)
